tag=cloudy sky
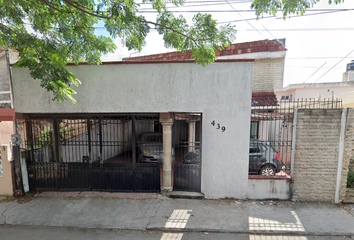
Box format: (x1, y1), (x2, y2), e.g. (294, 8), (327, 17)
(97, 0), (354, 87)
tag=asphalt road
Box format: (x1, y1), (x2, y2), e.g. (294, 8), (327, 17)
(0, 225), (352, 240)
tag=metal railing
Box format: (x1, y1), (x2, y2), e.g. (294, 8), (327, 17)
(250, 97), (342, 177)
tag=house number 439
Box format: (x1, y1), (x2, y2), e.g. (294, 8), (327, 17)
(211, 120), (226, 132)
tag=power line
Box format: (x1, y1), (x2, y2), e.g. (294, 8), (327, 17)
(138, 0), (252, 9)
(138, 0), (253, 4)
(217, 9), (354, 24)
(287, 56), (354, 59)
(223, 0), (267, 38)
(303, 62), (327, 83)
(139, 8), (354, 13)
(287, 66), (343, 69)
(238, 27), (354, 32)
(314, 49), (354, 83)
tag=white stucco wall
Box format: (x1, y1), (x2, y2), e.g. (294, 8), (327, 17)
(12, 62), (253, 199)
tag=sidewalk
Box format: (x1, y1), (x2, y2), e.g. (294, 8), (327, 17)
(0, 192), (354, 237)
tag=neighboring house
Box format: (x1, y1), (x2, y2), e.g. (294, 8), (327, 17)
(275, 59), (354, 107)
(0, 48), (17, 195)
(125, 39), (287, 94)
(0, 48), (17, 141)
(275, 82), (354, 108)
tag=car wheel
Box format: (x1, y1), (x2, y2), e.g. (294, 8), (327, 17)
(260, 165), (276, 176)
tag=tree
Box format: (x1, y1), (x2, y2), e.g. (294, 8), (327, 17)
(0, 0), (236, 103)
(0, 0), (344, 103)
(251, 0), (344, 18)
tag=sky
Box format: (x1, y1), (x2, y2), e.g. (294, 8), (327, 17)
(96, 0), (354, 88)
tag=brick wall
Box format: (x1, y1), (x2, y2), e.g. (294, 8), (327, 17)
(292, 109), (342, 202)
(252, 58), (284, 92)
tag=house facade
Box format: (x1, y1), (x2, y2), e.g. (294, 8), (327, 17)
(275, 82), (354, 108)
(13, 61), (258, 199)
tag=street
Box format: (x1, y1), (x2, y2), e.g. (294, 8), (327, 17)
(0, 225), (352, 240)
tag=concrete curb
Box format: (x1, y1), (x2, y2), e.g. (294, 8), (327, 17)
(146, 227), (354, 237)
(0, 223), (353, 237)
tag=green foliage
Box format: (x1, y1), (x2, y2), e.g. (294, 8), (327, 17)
(251, 0), (344, 18)
(32, 124), (74, 148)
(34, 130), (53, 149)
(348, 169), (354, 188)
(0, 0), (236, 102)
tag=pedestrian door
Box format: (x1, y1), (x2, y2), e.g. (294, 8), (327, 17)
(172, 113), (202, 192)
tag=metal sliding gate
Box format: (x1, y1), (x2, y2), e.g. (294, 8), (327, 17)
(21, 114), (161, 192)
(173, 113), (202, 192)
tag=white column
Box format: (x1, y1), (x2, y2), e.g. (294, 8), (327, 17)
(160, 118), (174, 192)
(188, 120), (196, 152)
(335, 108), (347, 204)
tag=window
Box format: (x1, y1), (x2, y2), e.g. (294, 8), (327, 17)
(250, 122), (259, 139)
(250, 146), (260, 153)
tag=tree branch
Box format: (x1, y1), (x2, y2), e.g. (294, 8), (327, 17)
(140, 20), (197, 44)
(38, 0), (198, 45)
(38, 0), (109, 19)
(63, 0), (109, 19)
(64, 0), (89, 43)
(38, 0), (63, 12)
(0, 23), (41, 57)
(45, 4), (73, 42)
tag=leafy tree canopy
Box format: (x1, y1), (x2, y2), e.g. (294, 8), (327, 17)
(251, 0), (344, 18)
(0, 0), (236, 103)
(0, 0), (344, 103)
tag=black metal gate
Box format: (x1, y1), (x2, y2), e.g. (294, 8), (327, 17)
(172, 113), (202, 192)
(22, 114), (161, 192)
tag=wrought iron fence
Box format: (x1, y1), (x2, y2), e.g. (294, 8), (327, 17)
(250, 97), (342, 177)
(21, 114), (162, 192)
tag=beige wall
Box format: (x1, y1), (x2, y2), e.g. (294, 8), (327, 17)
(292, 109), (350, 202)
(252, 58), (285, 92)
(0, 121), (13, 145)
(0, 145), (13, 195)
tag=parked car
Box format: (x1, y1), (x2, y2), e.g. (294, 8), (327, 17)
(183, 140), (284, 176)
(249, 140), (284, 176)
(183, 149), (200, 164)
(137, 132), (174, 163)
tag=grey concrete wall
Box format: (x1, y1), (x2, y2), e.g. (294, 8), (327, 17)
(247, 179), (290, 200)
(12, 62), (253, 199)
(292, 109), (342, 202)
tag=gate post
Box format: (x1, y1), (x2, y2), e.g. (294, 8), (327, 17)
(160, 114), (174, 192)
